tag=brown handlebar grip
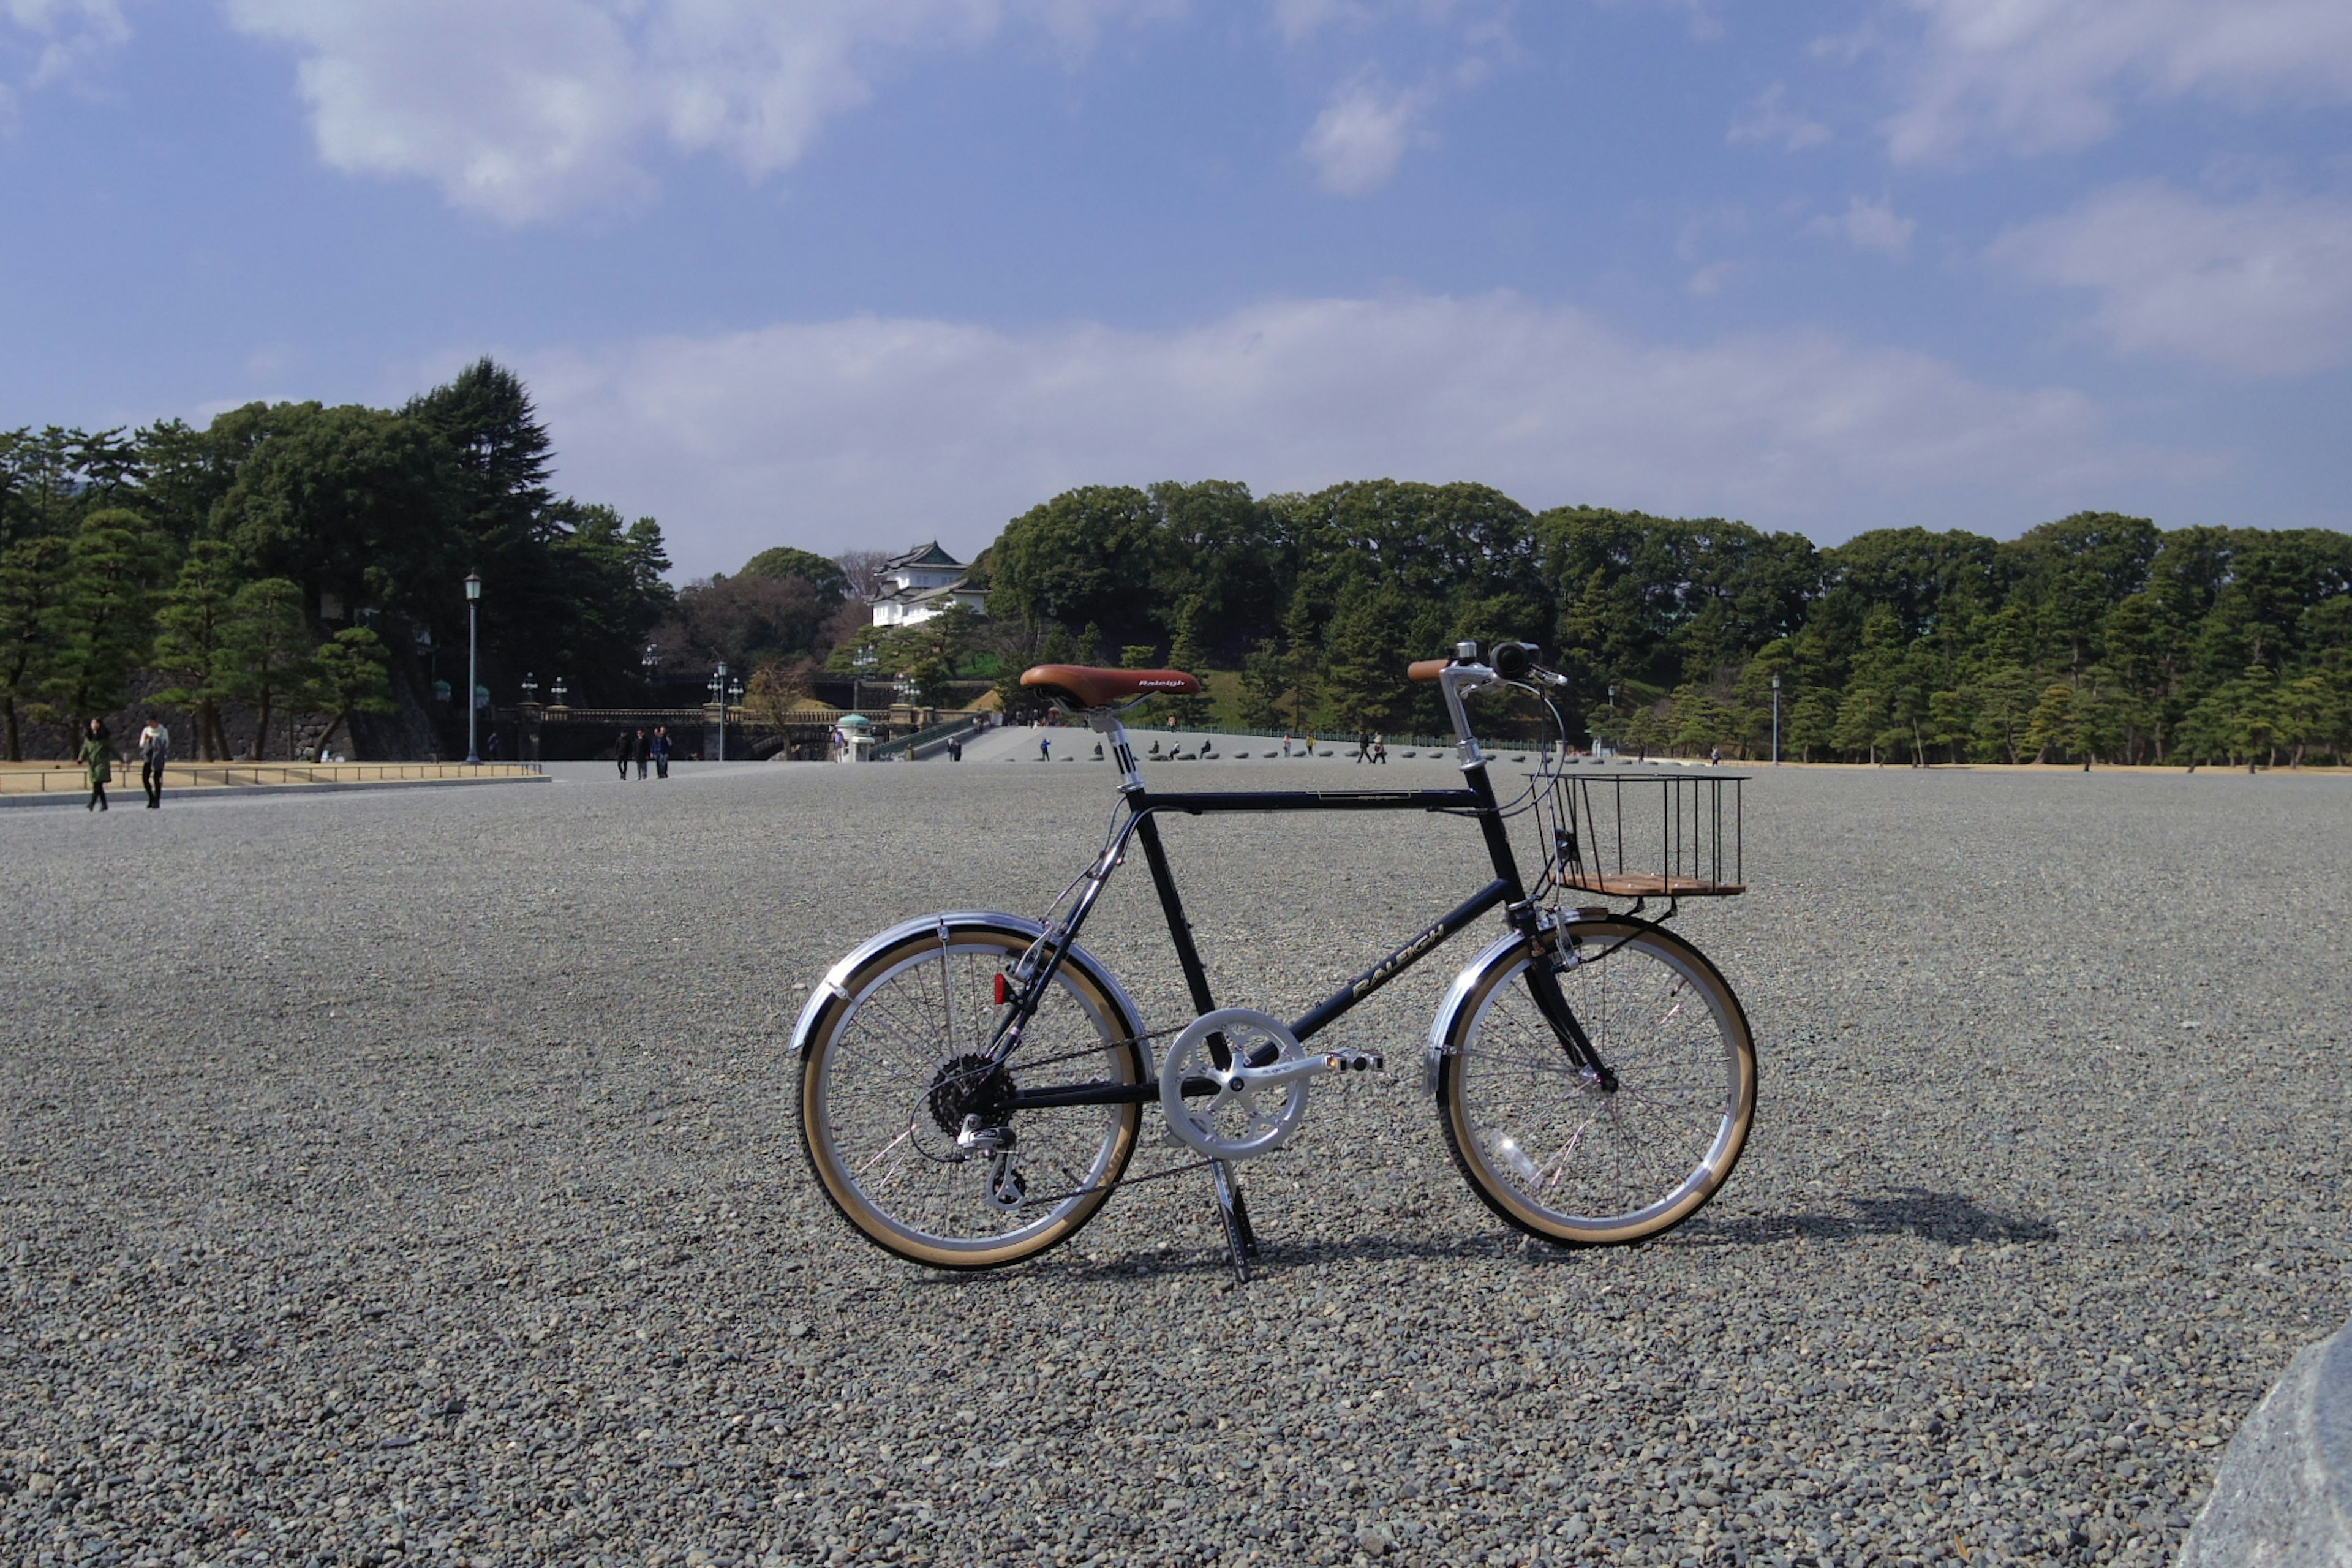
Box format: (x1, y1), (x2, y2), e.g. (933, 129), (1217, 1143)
(1407, 658), (1452, 683)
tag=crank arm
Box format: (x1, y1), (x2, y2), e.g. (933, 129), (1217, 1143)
(1226, 1050), (1386, 1091)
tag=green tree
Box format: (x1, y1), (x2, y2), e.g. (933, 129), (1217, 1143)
(1238, 638), (1291, 731)
(43, 508), (167, 733)
(223, 578), (314, 760)
(0, 536), (70, 760)
(1161, 598), (1213, 727)
(1787, 689), (1836, 763)
(1320, 584), (1414, 735)
(2022, 682), (2077, 764)
(151, 539), (241, 760)
(1966, 665), (2040, 764)
(304, 628), (396, 760)
(739, 546), (851, 603)
(878, 605), (981, 707)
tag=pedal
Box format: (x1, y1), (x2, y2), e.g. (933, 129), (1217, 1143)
(1321, 1052), (1384, 1074)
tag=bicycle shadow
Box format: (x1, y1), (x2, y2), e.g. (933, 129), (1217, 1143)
(996, 1186), (2057, 1282)
(1671, 1186), (2058, 1250)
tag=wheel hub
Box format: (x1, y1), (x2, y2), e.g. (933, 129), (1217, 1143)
(926, 1053), (1013, 1136)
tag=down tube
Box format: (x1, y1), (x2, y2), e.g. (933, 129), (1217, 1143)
(1289, 878), (1512, 1044)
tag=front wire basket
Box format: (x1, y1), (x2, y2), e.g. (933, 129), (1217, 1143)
(1535, 770), (1746, 898)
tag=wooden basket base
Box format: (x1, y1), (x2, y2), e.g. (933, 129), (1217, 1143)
(1556, 871), (1746, 897)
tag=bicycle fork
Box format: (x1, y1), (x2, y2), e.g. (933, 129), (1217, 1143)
(1517, 918), (1619, 1094)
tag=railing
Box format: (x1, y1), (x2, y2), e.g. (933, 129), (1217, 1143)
(0, 761), (545, 794)
(871, 714), (994, 761)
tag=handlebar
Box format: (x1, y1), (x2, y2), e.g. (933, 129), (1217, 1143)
(1407, 642), (1556, 687)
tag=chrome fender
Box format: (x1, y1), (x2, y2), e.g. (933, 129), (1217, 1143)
(1425, 928), (1532, 1095)
(790, 910), (1147, 1057)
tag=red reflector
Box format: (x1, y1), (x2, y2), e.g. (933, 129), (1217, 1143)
(993, 973), (1008, 1006)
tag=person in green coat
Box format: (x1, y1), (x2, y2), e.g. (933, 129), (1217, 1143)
(79, 718), (113, 812)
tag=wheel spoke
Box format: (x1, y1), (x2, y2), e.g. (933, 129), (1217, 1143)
(1447, 929), (1751, 1243)
(805, 927), (1141, 1262)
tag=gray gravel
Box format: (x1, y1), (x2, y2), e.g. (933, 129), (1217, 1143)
(4, 758), (2348, 1567)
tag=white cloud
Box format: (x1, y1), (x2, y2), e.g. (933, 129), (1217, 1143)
(221, 0), (1152, 223)
(1881, 0), (2352, 162)
(1809, 194), (1916, 258)
(1992, 182), (2352, 376)
(1300, 72), (1432, 195)
(2, 0), (127, 91)
(507, 293), (2210, 573)
(1727, 83), (1830, 152)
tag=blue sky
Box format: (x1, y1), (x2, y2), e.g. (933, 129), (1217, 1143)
(4, 1), (2349, 576)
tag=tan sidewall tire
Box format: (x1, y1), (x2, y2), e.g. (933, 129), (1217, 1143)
(1438, 921), (1756, 1246)
(799, 924), (1144, 1270)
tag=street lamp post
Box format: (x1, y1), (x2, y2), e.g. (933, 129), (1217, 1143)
(1605, 685), (1616, 758)
(1771, 674), (1781, 766)
(464, 571), (482, 765)
(707, 663), (730, 763)
(642, 643), (659, 685)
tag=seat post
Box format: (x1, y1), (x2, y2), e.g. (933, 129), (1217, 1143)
(1087, 710), (1145, 792)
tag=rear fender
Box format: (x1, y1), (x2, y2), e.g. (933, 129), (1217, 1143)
(790, 911), (1145, 1055)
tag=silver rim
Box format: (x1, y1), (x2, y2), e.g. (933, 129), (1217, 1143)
(807, 933), (1138, 1259)
(1450, 928), (1751, 1240)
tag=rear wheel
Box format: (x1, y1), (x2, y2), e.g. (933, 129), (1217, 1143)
(798, 919), (1145, 1268)
(1435, 919), (1755, 1246)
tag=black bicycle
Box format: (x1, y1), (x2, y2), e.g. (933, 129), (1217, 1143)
(793, 642), (1757, 1275)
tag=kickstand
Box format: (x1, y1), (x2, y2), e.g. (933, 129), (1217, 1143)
(1210, 1159), (1259, 1282)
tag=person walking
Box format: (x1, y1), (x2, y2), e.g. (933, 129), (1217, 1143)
(80, 718), (113, 812)
(633, 729), (650, 780)
(651, 726), (671, 778)
(1373, 732), (1387, 764)
(1354, 729), (1368, 763)
(137, 716), (170, 807)
(616, 732), (633, 780)
(1281, 733), (1292, 758)
(1038, 733), (1052, 762)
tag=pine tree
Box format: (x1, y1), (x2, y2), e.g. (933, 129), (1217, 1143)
(43, 508), (166, 733)
(223, 578), (313, 760)
(1238, 638), (1289, 731)
(0, 536), (70, 760)
(1163, 598), (1212, 728)
(152, 540), (241, 760)
(304, 628), (396, 760)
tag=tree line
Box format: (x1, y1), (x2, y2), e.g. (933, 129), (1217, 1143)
(0, 361), (672, 761)
(969, 481), (2352, 767)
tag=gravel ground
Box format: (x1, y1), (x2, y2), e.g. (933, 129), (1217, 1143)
(4, 757), (2348, 1568)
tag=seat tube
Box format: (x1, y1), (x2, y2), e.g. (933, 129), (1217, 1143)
(1132, 812), (1218, 1017)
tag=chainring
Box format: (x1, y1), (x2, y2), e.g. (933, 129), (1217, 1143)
(1157, 1008), (1311, 1161)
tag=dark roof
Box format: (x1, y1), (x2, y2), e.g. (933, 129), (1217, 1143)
(884, 541), (962, 570)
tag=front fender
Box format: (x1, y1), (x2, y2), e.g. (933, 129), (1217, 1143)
(1425, 927), (1533, 1095)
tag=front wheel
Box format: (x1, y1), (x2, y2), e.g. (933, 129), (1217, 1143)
(1433, 918), (1756, 1246)
(795, 913), (1147, 1268)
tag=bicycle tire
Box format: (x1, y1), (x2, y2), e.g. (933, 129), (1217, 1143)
(795, 912), (1147, 1269)
(1431, 918), (1756, 1246)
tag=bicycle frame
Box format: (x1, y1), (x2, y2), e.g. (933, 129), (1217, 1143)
(993, 680), (1608, 1114)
